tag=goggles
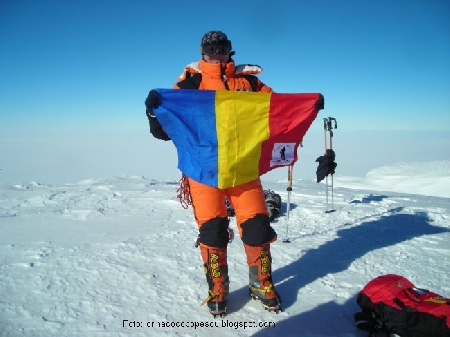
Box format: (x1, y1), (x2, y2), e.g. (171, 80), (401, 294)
(200, 40), (232, 56)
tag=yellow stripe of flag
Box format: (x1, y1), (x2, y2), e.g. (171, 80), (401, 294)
(215, 91), (271, 188)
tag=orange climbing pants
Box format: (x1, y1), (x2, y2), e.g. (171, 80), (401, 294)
(188, 177), (277, 248)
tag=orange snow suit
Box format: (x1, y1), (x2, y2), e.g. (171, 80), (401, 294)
(173, 59), (276, 247)
(174, 58), (278, 305)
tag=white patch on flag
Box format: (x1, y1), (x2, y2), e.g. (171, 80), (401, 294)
(270, 143), (296, 167)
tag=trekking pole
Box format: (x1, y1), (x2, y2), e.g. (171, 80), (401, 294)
(325, 117), (337, 213)
(283, 164), (293, 243)
(323, 118), (330, 212)
(329, 118), (337, 211)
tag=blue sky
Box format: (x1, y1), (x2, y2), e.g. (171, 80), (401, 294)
(0, 0), (449, 184)
(1, 0), (449, 132)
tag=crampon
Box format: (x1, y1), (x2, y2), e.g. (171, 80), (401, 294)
(201, 290), (227, 318)
(205, 298), (227, 318)
(249, 287), (283, 313)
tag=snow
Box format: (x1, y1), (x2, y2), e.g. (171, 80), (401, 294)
(334, 161), (450, 198)
(0, 162), (449, 337)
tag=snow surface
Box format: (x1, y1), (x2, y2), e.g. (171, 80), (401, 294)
(0, 162), (449, 337)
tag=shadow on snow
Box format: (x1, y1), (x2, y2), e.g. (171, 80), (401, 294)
(228, 209), (448, 336)
(350, 194), (390, 204)
(252, 296), (361, 337)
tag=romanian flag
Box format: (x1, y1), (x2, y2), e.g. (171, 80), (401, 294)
(153, 89), (323, 188)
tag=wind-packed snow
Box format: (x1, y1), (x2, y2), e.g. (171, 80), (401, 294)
(0, 162), (449, 337)
(334, 161), (450, 198)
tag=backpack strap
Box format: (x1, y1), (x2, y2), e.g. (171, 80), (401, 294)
(176, 73), (202, 89)
(242, 74), (259, 92)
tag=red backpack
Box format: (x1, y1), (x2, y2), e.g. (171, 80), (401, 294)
(354, 274), (450, 336)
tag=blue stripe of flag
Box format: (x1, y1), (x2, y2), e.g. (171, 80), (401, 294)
(154, 89), (219, 187)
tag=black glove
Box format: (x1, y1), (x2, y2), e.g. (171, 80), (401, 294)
(149, 117), (171, 141)
(144, 90), (170, 141)
(315, 149), (336, 183)
(145, 90), (160, 110)
(145, 90), (160, 118)
(316, 94), (325, 110)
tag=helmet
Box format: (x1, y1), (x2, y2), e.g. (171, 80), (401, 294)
(200, 30), (232, 56)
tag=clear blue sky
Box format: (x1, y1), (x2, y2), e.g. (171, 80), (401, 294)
(1, 0), (449, 133)
(0, 0), (449, 185)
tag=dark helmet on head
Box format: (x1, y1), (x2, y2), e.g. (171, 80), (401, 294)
(200, 30), (233, 56)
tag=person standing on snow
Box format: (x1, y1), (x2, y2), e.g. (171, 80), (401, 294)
(145, 31), (281, 317)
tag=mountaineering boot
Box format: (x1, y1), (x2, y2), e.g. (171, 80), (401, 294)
(200, 246), (229, 317)
(244, 244), (282, 313)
